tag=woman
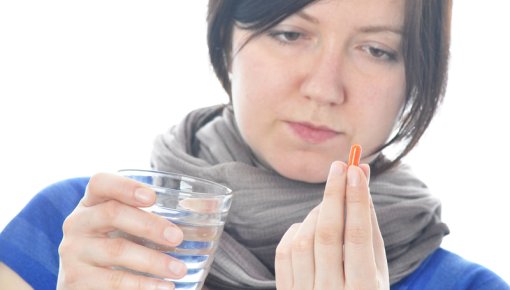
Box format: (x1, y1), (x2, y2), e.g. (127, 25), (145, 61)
(1, 0), (508, 289)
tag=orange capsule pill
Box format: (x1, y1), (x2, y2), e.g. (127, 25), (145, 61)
(348, 144), (362, 166)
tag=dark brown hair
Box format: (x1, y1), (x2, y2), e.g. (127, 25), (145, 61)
(207, 0), (453, 175)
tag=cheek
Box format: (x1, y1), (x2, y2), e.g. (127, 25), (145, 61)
(356, 73), (406, 143)
(231, 53), (269, 107)
(230, 51), (276, 145)
(369, 67), (405, 114)
(231, 46), (296, 121)
(372, 82), (405, 119)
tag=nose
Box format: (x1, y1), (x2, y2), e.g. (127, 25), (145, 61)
(300, 45), (346, 106)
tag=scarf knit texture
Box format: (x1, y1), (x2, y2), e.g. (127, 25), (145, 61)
(150, 105), (449, 289)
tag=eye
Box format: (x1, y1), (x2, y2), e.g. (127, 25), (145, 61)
(268, 30), (303, 44)
(361, 45), (397, 61)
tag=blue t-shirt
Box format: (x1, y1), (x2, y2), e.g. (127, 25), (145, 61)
(1, 178), (508, 289)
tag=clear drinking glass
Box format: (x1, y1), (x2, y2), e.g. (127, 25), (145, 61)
(116, 169), (233, 290)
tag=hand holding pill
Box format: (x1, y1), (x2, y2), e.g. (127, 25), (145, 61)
(275, 144), (389, 290)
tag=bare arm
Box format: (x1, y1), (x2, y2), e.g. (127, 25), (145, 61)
(0, 262), (33, 290)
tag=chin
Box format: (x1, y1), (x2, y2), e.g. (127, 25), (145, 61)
(272, 159), (330, 184)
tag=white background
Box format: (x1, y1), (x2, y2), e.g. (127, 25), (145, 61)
(1, 0), (509, 283)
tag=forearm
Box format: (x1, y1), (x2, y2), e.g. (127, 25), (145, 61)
(0, 262), (33, 290)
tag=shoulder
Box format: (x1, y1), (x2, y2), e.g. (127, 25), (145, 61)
(43, 176), (89, 206)
(392, 248), (510, 290)
(0, 177), (89, 289)
(18, 177), (90, 223)
(37, 176), (90, 200)
(2, 176), (89, 234)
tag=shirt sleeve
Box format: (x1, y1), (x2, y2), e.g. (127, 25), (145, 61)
(391, 248), (510, 290)
(0, 177), (89, 290)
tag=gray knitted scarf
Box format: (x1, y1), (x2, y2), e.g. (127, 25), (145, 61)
(150, 105), (449, 289)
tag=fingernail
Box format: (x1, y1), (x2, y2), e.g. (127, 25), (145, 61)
(329, 161), (346, 179)
(164, 227), (183, 244)
(169, 260), (185, 276)
(134, 188), (153, 204)
(347, 166), (360, 187)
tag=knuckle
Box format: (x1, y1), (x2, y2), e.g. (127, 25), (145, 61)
(58, 238), (73, 257)
(143, 249), (166, 274)
(58, 263), (83, 288)
(61, 214), (77, 235)
(134, 275), (146, 290)
(141, 214), (162, 236)
(131, 274), (165, 290)
(87, 172), (109, 193)
(315, 223), (341, 246)
(104, 237), (129, 258)
(346, 189), (365, 203)
(275, 243), (291, 262)
(345, 225), (370, 245)
(291, 236), (314, 253)
(60, 270), (80, 287)
(108, 270), (127, 289)
(102, 200), (122, 221)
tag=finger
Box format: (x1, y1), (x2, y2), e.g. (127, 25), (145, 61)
(291, 206), (320, 290)
(359, 163), (371, 183)
(313, 161), (347, 288)
(359, 164), (380, 266)
(82, 173), (156, 208)
(61, 266), (176, 290)
(344, 165), (377, 287)
(63, 200), (183, 247)
(359, 164), (384, 271)
(82, 236), (187, 280)
(275, 223), (300, 290)
(370, 196), (388, 277)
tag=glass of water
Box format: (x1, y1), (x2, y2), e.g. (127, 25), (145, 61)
(116, 169), (233, 290)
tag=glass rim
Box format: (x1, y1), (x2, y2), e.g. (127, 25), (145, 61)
(117, 168), (232, 196)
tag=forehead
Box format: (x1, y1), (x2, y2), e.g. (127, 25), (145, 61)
(299, 0), (406, 27)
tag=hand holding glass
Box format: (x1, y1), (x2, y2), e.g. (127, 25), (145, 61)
(115, 169), (232, 290)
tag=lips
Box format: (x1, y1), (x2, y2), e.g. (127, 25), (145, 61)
(287, 121), (340, 144)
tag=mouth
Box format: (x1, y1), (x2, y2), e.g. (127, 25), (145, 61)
(286, 121), (340, 144)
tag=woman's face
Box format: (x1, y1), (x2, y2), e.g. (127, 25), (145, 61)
(230, 0), (406, 183)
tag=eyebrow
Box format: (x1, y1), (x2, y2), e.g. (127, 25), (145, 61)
(358, 25), (403, 36)
(296, 11), (320, 24)
(296, 11), (402, 36)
